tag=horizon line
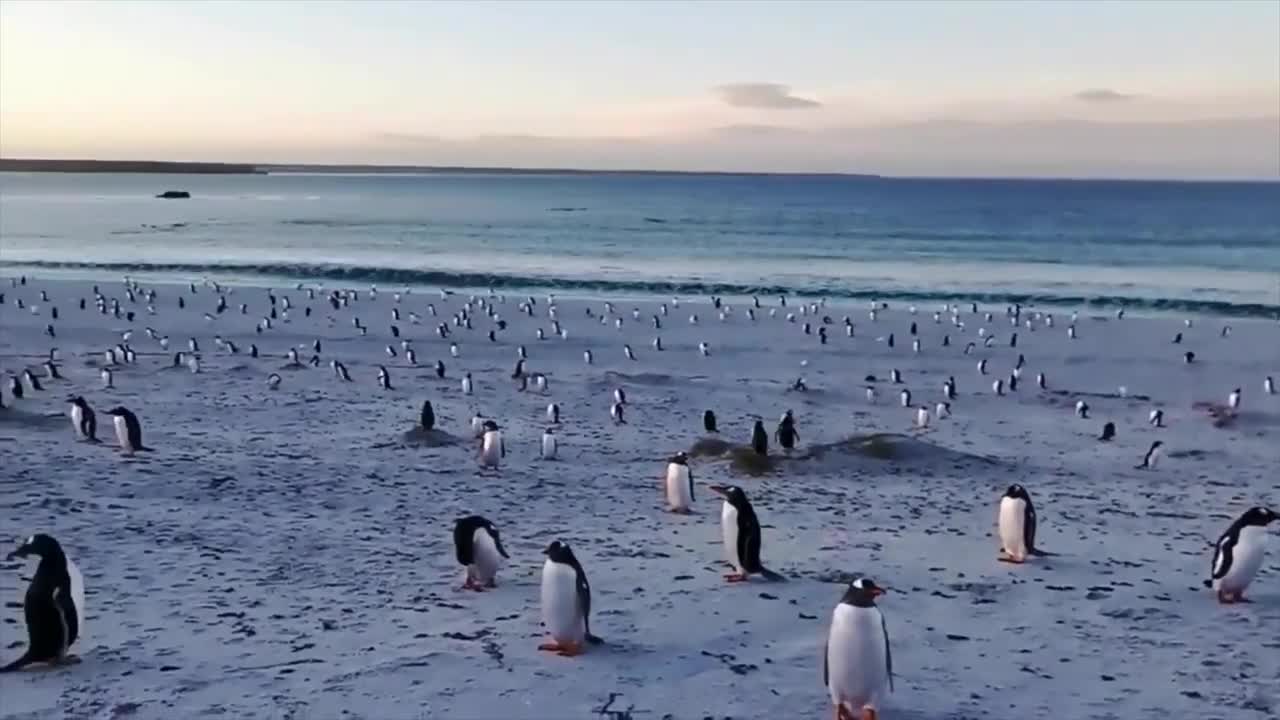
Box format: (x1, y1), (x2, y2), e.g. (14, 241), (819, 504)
(1, 157), (1277, 184)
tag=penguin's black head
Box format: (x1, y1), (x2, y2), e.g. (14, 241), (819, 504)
(1150, 440), (1164, 449)
(709, 484), (747, 505)
(482, 420), (499, 432)
(544, 540), (576, 564)
(7, 534), (63, 561)
(1241, 507), (1277, 527)
(842, 577), (887, 605)
(1004, 484), (1030, 501)
(106, 406), (127, 416)
(671, 451), (688, 465)
(69, 395), (86, 407)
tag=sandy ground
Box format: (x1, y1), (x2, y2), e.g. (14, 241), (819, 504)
(1, 275), (1278, 720)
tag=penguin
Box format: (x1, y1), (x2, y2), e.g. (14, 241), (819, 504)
(100, 368), (113, 389)
(751, 420), (768, 456)
(43, 361), (61, 380)
(610, 401), (626, 425)
(461, 372), (473, 395)
(977, 358), (988, 375)
(1075, 400), (1089, 419)
(943, 378), (956, 400)
(249, 344), (259, 359)
(1266, 376), (1275, 395)
(1183, 351), (1195, 364)
(103, 406), (147, 455)
(1172, 332), (1183, 344)
(775, 411), (799, 451)
(1099, 421), (1115, 441)
(267, 373), (282, 390)
(450, 342), (459, 358)
(865, 386), (877, 404)
(478, 420), (504, 468)
(935, 401), (951, 419)
(709, 484), (784, 582)
(68, 396), (97, 442)
(664, 451), (695, 513)
(1067, 325), (1077, 339)
(539, 541), (603, 656)
(286, 348), (301, 366)
(332, 361), (352, 382)
(377, 365), (393, 390)
(1, 534), (85, 672)
(1148, 409), (1164, 428)
(540, 427), (558, 459)
(824, 577), (893, 720)
(1204, 506), (1277, 604)
(699, 342), (710, 357)
(890, 368), (902, 384)
(583, 349), (593, 365)
(1037, 372), (1047, 390)
(8, 375), (24, 400)
(703, 409), (718, 434)
(435, 359), (446, 379)
(1135, 440), (1163, 470)
(997, 484), (1055, 563)
(23, 369), (43, 392)
(1228, 387), (1241, 410)
(914, 405), (930, 429)
(899, 389), (911, 407)
(613, 388), (627, 406)
(453, 515), (510, 591)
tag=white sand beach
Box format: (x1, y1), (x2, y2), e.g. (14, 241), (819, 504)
(2, 275), (1278, 720)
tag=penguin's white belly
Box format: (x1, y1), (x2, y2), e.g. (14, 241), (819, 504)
(480, 432), (502, 466)
(721, 503), (741, 571)
(541, 434), (557, 459)
(67, 556), (85, 644)
(471, 529), (503, 583)
(541, 560), (584, 644)
(1217, 527), (1267, 592)
(666, 465), (692, 510)
(70, 406), (84, 438)
(998, 497), (1027, 559)
(113, 416), (132, 452)
(827, 604), (890, 710)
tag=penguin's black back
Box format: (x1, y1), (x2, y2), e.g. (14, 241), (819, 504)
(751, 421), (768, 456)
(703, 410), (718, 433)
(421, 401), (435, 431)
(453, 516), (488, 565)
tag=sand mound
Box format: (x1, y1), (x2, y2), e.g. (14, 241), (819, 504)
(0, 408), (67, 431)
(803, 433), (997, 466)
(400, 427), (461, 447)
(688, 435), (733, 457)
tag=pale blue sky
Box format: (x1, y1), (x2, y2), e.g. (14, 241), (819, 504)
(1, 0), (1277, 177)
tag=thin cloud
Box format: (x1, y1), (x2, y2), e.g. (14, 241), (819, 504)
(374, 131), (443, 144)
(715, 83), (821, 110)
(1073, 89), (1139, 103)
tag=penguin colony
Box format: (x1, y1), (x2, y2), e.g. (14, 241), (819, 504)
(2, 275), (1277, 720)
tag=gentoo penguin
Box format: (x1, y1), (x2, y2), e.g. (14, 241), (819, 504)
(44, 361), (61, 380)
(890, 368), (902, 384)
(992, 379), (1004, 396)
(899, 389), (911, 407)
(1266, 376), (1275, 395)
(8, 375), (23, 400)
(470, 413), (486, 439)
(421, 400), (435, 431)
(478, 420), (504, 468)
(106, 406), (148, 455)
(997, 484), (1055, 563)
(450, 342), (460, 358)
(664, 451), (695, 513)
(865, 386), (877, 404)
(914, 405), (930, 429)
(1227, 388), (1241, 410)
(377, 365), (393, 390)
(1099, 421), (1115, 441)
(610, 401), (626, 424)
(699, 341), (710, 357)
(405, 348), (417, 365)
(709, 484), (784, 582)
(435, 359), (446, 378)
(546, 402), (560, 424)
(68, 396), (97, 442)
(1037, 372), (1047, 390)
(541, 427), (558, 459)
(977, 358), (988, 375)
(613, 387), (627, 406)
(703, 410), (718, 434)
(751, 420), (769, 456)
(1184, 351), (1195, 364)
(1, 535), (85, 672)
(1148, 409), (1164, 428)
(824, 577), (893, 720)
(539, 541), (603, 656)
(331, 361), (351, 382)
(461, 372), (474, 395)
(775, 411), (799, 451)
(943, 377), (956, 400)
(1204, 506), (1277, 604)
(267, 373), (282, 390)
(453, 516), (510, 591)
(935, 401), (951, 419)
(22, 370), (43, 392)
(1135, 440), (1163, 470)
(583, 349), (593, 365)
(287, 348), (300, 366)
(1075, 400), (1089, 419)
(100, 368), (113, 389)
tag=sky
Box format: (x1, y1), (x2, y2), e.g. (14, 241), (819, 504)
(1, 0), (1277, 178)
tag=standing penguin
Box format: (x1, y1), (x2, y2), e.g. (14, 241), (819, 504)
(610, 401), (626, 425)
(775, 411), (799, 452)
(420, 400), (435, 431)
(1099, 422), (1116, 441)
(540, 427), (558, 459)
(1265, 376), (1275, 395)
(1204, 507), (1277, 604)
(453, 516), (510, 591)
(664, 451), (694, 513)
(68, 396), (97, 442)
(1148, 409), (1164, 428)
(478, 420), (504, 468)
(1, 534), (85, 672)
(703, 409), (718, 434)
(106, 406), (148, 455)
(1228, 387), (1242, 410)
(539, 541), (603, 656)
(825, 577), (893, 720)
(377, 365), (393, 390)
(1135, 440), (1163, 470)
(997, 484), (1055, 563)
(751, 420), (769, 456)
(435, 359), (446, 379)
(461, 372), (474, 395)
(708, 484), (785, 582)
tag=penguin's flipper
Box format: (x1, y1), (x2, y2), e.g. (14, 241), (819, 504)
(0, 649), (34, 673)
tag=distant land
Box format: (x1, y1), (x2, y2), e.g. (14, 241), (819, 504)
(0, 157), (880, 178)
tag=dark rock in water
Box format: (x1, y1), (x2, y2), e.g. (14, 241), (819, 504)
(689, 436), (732, 457)
(728, 446), (777, 476)
(401, 427), (459, 447)
(156, 190), (191, 199)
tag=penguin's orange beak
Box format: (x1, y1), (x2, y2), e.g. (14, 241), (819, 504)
(708, 485), (728, 497)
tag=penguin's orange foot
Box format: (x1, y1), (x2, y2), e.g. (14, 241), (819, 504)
(860, 708), (878, 720)
(462, 577), (485, 591)
(997, 553), (1025, 564)
(538, 641), (582, 657)
(724, 573), (749, 583)
(835, 704), (856, 720)
(1217, 590), (1235, 604)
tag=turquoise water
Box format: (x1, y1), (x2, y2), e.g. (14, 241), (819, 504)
(1, 171), (1277, 315)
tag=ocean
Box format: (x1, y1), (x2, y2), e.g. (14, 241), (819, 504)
(1, 171), (1277, 317)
